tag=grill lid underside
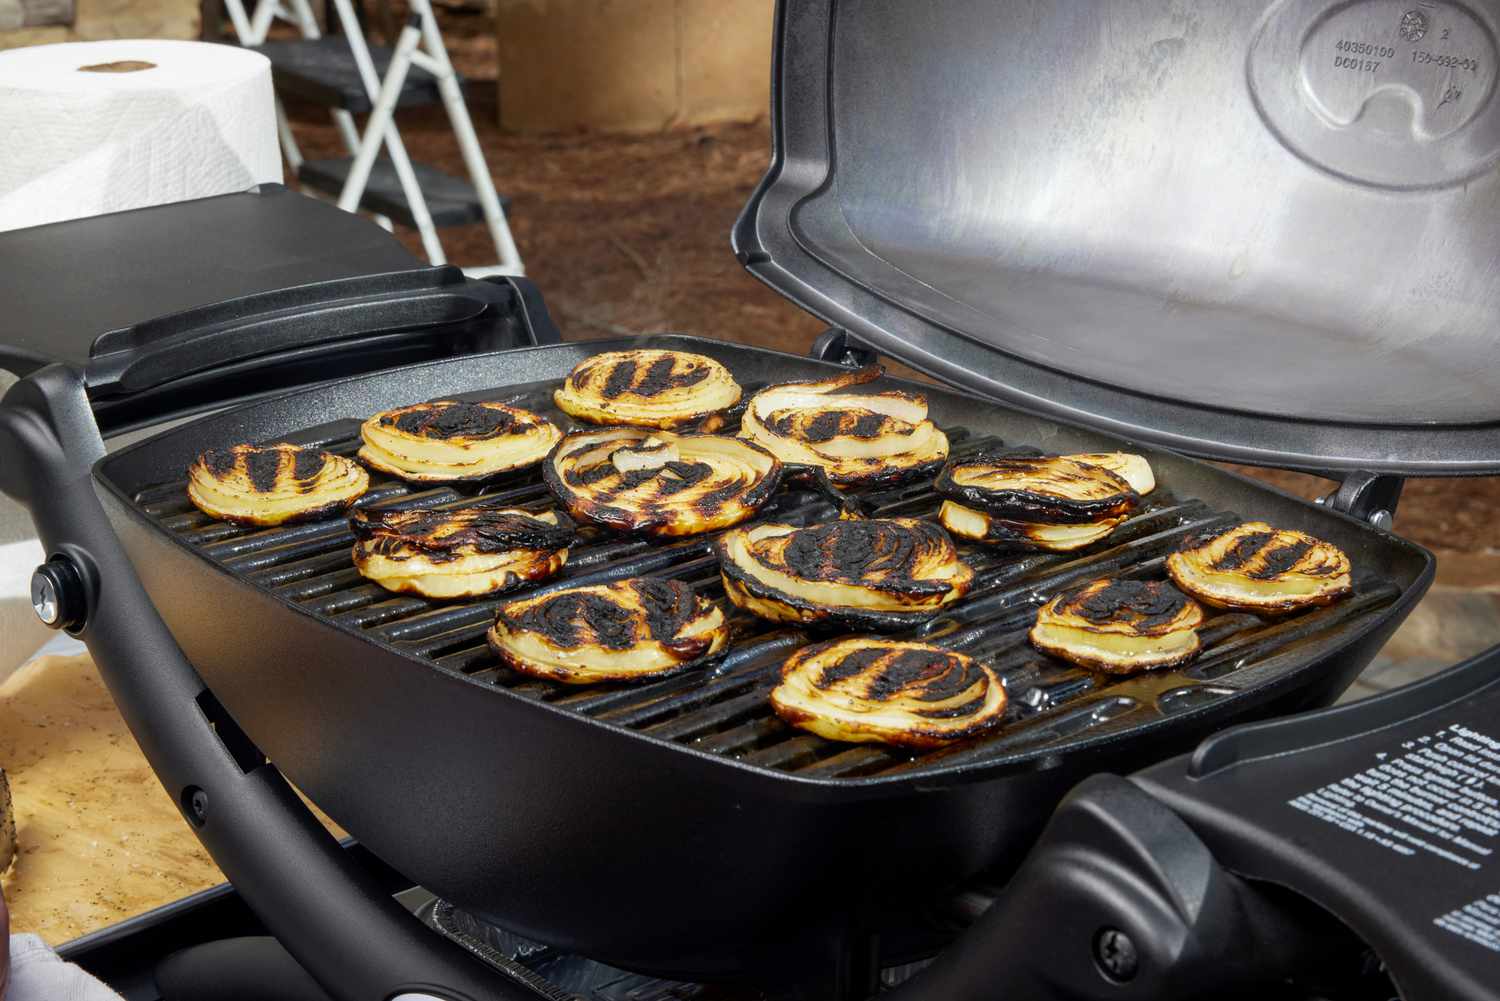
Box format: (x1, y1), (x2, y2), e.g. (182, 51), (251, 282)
(735, 0), (1500, 475)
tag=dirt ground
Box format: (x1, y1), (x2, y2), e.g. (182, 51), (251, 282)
(281, 80), (1500, 567)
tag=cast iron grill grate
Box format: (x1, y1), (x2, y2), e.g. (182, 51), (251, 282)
(129, 379), (1401, 781)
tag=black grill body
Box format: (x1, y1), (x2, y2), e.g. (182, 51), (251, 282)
(93, 335), (1431, 978)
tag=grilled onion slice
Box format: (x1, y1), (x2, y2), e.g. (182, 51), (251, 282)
(544, 427), (781, 537)
(739, 365), (949, 486)
(487, 578), (728, 683)
(770, 638), (1007, 748)
(1167, 521), (1352, 614)
(936, 454), (1140, 552)
(351, 507), (572, 599)
(187, 443), (369, 526)
(718, 518), (973, 631)
(937, 454), (1139, 522)
(358, 400), (562, 483)
(1065, 452), (1155, 495)
(938, 501), (1126, 552)
(554, 349), (742, 429)
(1030, 578), (1204, 673)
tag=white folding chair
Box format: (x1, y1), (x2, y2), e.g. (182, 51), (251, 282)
(222, 0), (523, 276)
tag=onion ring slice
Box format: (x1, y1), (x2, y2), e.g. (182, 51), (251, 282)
(770, 638), (1007, 747)
(938, 500), (1125, 552)
(351, 506), (572, 599)
(487, 577), (728, 683)
(359, 400), (562, 483)
(188, 443), (369, 526)
(1166, 521), (1352, 614)
(740, 365), (948, 486)
(1065, 452), (1155, 495)
(936, 454), (1139, 524)
(554, 349), (742, 429)
(718, 518), (973, 630)
(1029, 578), (1203, 673)
(544, 427), (782, 537)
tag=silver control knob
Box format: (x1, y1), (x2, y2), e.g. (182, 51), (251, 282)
(30, 557), (85, 631)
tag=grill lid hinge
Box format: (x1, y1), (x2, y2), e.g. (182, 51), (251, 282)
(1317, 471), (1404, 529)
(811, 327), (879, 369)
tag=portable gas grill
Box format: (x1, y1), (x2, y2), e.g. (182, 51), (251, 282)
(4, 1), (1500, 999)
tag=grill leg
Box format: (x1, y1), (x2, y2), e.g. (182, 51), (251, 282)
(0, 367), (545, 1001)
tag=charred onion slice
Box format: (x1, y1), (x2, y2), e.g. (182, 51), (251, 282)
(1029, 578), (1204, 673)
(358, 400), (562, 483)
(936, 455), (1139, 523)
(937, 501), (1126, 552)
(770, 638), (1007, 748)
(1166, 521), (1352, 614)
(350, 507), (572, 599)
(187, 443), (369, 526)
(487, 578), (728, 683)
(554, 349), (742, 429)
(936, 454), (1139, 552)
(544, 427), (781, 537)
(739, 365), (949, 486)
(1065, 452), (1155, 495)
(717, 519), (973, 630)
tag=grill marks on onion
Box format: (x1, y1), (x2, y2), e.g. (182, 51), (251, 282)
(769, 638), (1007, 747)
(350, 506), (572, 599)
(739, 365), (949, 486)
(1167, 521), (1352, 613)
(936, 453), (1145, 551)
(358, 400), (561, 483)
(544, 427), (782, 537)
(1030, 578), (1205, 673)
(717, 518), (973, 630)
(487, 578), (728, 683)
(554, 349), (743, 429)
(188, 443), (369, 526)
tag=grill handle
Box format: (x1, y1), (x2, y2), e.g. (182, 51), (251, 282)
(80, 269), (563, 436)
(87, 268), (560, 396)
(883, 775), (1373, 1001)
(0, 365), (548, 1001)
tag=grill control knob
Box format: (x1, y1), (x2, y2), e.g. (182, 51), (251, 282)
(31, 557), (86, 631)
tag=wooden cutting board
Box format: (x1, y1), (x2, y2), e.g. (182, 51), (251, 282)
(0, 653), (345, 945)
(0, 652), (224, 944)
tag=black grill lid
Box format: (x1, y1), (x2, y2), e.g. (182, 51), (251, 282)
(735, 0), (1500, 476)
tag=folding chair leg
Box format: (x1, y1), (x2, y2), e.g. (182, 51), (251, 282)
(327, 0), (447, 264)
(286, 0), (321, 37)
(248, 0), (278, 44)
(337, 20), (420, 215)
(413, 0), (524, 275)
(274, 98), (304, 172)
(223, 0), (254, 43)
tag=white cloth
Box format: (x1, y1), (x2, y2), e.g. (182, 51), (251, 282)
(0, 39), (281, 233)
(6, 934), (122, 1001)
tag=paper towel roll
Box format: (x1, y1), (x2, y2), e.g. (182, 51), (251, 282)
(0, 39), (281, 233)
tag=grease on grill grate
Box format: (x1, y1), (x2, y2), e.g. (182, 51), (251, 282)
(133, 380), (1401, 781)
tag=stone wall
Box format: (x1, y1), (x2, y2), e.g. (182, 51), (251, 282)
(0, 0), (199, 50)
(494, 0), (774, 133)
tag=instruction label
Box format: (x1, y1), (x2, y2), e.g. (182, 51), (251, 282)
(1289, 723), (1500, 869)
(1435, 892), (1500, 955)
(1287, 722), (1500, 954)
